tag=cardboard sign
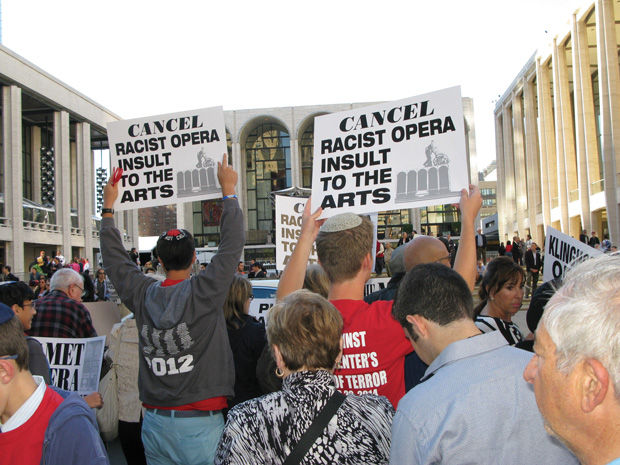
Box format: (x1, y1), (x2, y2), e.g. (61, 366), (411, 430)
(543, 226), (602, 282)
(35, 336), (106, 394)
(275, 196), (319, 271)
(311, 86), (468, 217)
(107, 106), (227, 210)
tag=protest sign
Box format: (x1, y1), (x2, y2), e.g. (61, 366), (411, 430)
(35, 336), (106, 395)
(275, 196), (318, 270)
(107, 107), (227, 211)
(311, 86), (468, 217)
(364, 277), (391, 296)
(248, 298), (274, 326)
(543, 226), (602, 282)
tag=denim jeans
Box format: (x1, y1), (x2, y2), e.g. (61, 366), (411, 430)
(142, 409), (224, 465)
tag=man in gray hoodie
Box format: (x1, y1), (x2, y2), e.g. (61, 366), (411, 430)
(100, 155), (244, 465)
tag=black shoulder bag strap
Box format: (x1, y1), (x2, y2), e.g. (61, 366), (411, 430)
(282, 391), (346, 465)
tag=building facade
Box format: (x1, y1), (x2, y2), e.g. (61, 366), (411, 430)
(172, 98), (478, 258)
(494, 0), (620, 245)
(0, 44), (139, 276)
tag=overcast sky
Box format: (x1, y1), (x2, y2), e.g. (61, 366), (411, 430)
(2, 0), (583, 170)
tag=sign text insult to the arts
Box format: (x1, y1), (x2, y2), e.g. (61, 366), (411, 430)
(311, 86), (469, 218)
(107, 107), (227, 211)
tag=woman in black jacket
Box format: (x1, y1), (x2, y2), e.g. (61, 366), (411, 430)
(223, 275), (266, 408)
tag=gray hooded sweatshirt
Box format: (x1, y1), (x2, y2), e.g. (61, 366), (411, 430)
(100, 198), (244, 406)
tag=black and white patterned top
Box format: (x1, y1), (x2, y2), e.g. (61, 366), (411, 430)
(475, 316), (524, 346)
(215, 370), (394, 465)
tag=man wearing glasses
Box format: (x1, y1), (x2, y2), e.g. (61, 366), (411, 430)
(27, 268), (97, 339)
(0, 304), (109, 464)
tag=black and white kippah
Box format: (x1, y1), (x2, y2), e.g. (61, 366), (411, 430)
(320, 213), (362, 233)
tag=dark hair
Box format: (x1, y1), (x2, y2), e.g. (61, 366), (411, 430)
(156, 229), (195, 271)
(474, 256), (525, 316)
(0, 281), (35, 307)
(3, 265), (11, 272)
(0, 316), (29, 370)
(393, 263), (473, 332)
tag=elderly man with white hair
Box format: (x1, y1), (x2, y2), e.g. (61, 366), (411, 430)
(524, 253), (620, 465)
(27, 268), (97, 339)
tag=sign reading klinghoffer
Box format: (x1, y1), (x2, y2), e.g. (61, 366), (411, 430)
(311, 86), (469, 217)
(107, 107), (227, 211)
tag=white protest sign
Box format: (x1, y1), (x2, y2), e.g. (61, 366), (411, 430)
(275, 196), (319, 270)
(312, 86), (468, 217)
(543, 226), (603, 282)
(107, 106), (227, 211)
(364, 277), (391, 296)
(35, 336), (106, 395)
(248, 298), (275, 326)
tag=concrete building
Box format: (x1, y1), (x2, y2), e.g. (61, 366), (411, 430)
(0, 44), (139, 276)
(0, 42), (478, 269)
(494, 0), (620, 246)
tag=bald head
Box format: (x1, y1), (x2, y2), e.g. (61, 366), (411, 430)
(404, 235), (451, 271)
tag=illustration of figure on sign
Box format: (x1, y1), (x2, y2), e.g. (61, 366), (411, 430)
(424, 140), (450, 167)
(396, 140), (459, 204)
(177, 147), (220, 198)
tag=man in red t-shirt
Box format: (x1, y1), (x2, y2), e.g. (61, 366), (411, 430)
(0, 305), (108, 465)
(278, 186), (481, 408)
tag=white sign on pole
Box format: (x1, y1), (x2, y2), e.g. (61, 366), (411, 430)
(107, 106), (227, 211)
(275, 196), (319, 271)
(543, 226), (603, 282)
(311, 86), (468, 217)
(35, 336), (106, 395)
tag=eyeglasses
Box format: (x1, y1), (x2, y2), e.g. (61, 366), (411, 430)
(0, 354), (18, 360)
(434, 255), (452, 264)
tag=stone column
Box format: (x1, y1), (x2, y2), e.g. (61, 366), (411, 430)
(233, 136), (248, 231)
(595, 0), (620, 244)
(54, 110), (72, 259)
(552, 39), (574, 233)
(494, 112), (507, 241)
(2, 85), (25, 272)
(523, 77), (542, 242)
(572, 14), (597, 235)
(32, 126), (42, 204)
(502, 104), (516, 234)
(175, 202), (185, 229)
(536, 58), (556, 228)
(511, 92), (528, 235)
(76, 122), (94, 264)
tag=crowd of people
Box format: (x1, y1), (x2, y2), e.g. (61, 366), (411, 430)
(0, 153), (618, 465)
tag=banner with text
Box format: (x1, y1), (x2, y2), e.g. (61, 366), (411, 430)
(543, 226), (602, 282)
(275, 196), (319, 270)
(107, 107), (227, 211)
(35, 336), (106, 395)
(311, 86), (468, 217)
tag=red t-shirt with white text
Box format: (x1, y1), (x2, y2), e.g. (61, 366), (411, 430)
(331, 299), (412, 408)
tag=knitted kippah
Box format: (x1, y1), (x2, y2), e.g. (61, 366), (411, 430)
(320, 213), (362, 233)
(0, 303), (15, 325)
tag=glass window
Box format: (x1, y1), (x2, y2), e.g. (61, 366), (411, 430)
(22, 125), (33, 200)
(245, 122), (291, 234)
(300, 123), (314, 188)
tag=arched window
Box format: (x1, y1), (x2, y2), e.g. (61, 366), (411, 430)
(299, 123), (314, 188)
(245, 122), (291, 233)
